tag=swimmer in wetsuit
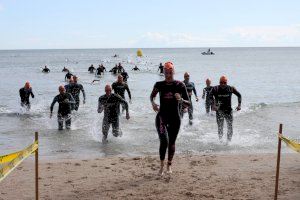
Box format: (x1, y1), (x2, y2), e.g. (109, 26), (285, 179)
(150, 62), (190, 175)
(88, 64), (95, 73)
(112, 75), (132, 111)
(65, 71), (73, 82)
(202, 78), (213, 114)
(109, 65), (118, 75)
(19, 82), (34, 110)
(50, 85), (75, 130)
(181, 72), (199, 124)
(98, 84), (130, 143)
(62, 67), (69, 72)
(42, 66), (50, 73)
(158, 63), (164, 74)
(210, 76), (242, 142)
(120, 70), (129, 82)
(117, 63), (124, 73)
(132, 66), (140, 71)
(65, 76), (86, 111)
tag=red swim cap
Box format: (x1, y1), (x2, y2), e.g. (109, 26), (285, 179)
(220, 76), (228, 83)
(164, 62), (174, 70)
(24, 82), (31, 89)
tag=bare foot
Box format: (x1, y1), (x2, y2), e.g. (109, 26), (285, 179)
(167, 165), (172, 174)
(167, 162), (172, 174)
(158, 161), (164, 176)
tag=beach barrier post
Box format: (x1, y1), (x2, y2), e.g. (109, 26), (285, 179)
(35, 132), (39, 200)
(274, 124), (282, 200)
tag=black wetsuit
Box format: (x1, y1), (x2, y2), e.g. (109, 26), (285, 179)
(150, 80), (190, 162)
(50, 93), (75, 130)
(121, 71), (129, 82)
(182, 80), (197, 121)
(42, 68), (50, 73)
(65, 83), (86, 111)
(132, 67), (140, 71)
(96, 67), (103, 76)
(98, 94), (128, 137)
(65, 72), (73, 81)
(109, 67), (118, 75)
(88, 66), (95, 73)
(19, 87), (34, 109)
(210, 85), (242, 141)
(112, 82), (131, 100)
(203, 86), (213, 113)
(112, 81), (131, 112)
(117, 65), (124, 73)
(158, 65), (164, 74)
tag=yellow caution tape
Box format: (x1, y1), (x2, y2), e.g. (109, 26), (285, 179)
(0, 140), (38, 182)
(278, 134), (300, 153)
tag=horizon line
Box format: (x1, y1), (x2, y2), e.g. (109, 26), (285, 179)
(0, 46), (300, 51)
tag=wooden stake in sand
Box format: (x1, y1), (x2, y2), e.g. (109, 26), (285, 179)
(274, 124), (282, 200)
(35, 132), (39, 200)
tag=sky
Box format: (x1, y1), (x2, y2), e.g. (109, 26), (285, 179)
(0, 0), (300, 49)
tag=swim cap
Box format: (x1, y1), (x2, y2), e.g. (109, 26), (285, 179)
(164, 62), (174, 70)
(24, 82), (31, 89)
(220, 76), (228, 83)
(206, 78), (211, 84)
(105, 84), (111, 91)
(59, 85), (65, 92)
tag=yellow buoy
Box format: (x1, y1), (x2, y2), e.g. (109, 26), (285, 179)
(137, 49), (143, 57)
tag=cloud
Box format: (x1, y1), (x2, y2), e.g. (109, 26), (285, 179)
(229, 24), (300, 44)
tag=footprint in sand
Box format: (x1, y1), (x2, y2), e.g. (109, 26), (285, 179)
(91, 164), (97, 168)
(74, 163), (81, 166)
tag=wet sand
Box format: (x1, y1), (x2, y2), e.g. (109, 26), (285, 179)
(0, 153), (299, 200)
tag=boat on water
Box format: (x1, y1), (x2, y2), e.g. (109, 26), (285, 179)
(202, 48), (215, 55)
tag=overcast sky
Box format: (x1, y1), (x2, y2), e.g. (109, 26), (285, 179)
(0, 0), (300, 49)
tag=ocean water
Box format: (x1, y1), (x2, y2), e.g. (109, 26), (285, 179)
(0, 48), (299, 159)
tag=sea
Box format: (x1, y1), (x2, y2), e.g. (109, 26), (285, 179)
(0, 47), (299, 159)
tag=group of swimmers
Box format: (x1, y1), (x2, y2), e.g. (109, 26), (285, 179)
(19, 61), (242, 175)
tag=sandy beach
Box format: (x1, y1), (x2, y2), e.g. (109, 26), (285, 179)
(0, 153), (299, 200)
